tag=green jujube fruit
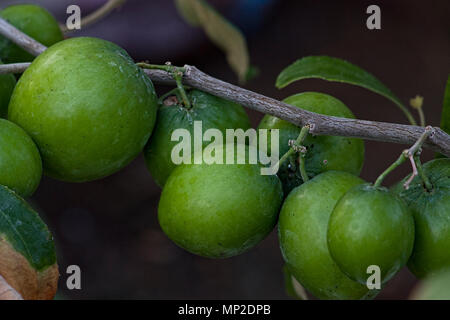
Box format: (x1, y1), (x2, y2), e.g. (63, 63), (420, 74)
(327, 184), (415, 285)
(279, 171), (378, 300)
(0, 119), (41, 197)
(0, 4), (63, 63)
(8, 37), (158, 182)
(392, 158), (450, 278)
(158, 145), (283, 258)
(0, 60), (16, 118)
(144, 89), (251, 187)
(258, 92), (364, 195)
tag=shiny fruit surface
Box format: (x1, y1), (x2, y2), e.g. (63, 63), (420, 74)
(328, 184), (415, 284)
(0, 4), (63, 63)
(158, 145), (283, 258)
(279, 171), (378, 299)
(8, 37), (158, 182)
(0, 119), (41, 197)
(392, 158), (450, 278)
(144, 89), (250, 187)
(258, 92), (364, 194)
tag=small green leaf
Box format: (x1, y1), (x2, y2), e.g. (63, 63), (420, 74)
(175, 0), (250, 83)
(174, 0), (201, 26)
(0, 185), (56, 271)
(276, 56), (417, 125)
(283, 265), (308, 300)
(437, 75), (450, 158)
(440, 75), (450, 135)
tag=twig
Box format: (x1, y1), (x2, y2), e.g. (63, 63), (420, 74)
(144, 66), (450, 157)
(404, 154), (418, 190)
(0, 62), (30, 74)
(61, 0), (127, 33)
(0, 16), (449, 157)
(0, 18), (47, 56)
(374, 126), (434, 188)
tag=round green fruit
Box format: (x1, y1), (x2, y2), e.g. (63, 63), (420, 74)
(8, 37), (158, 182)
(0, 119), (41, 197)
(0, 4), (63, 63)
(258, 92), (364, 195)
(0, 60), (16, 118)
(279, 171), (378, 300)
(144, 89), (250, 187)
(327, 184), (415, 284)
(158, 145), (283, 258)
(392, 158), (450, 278)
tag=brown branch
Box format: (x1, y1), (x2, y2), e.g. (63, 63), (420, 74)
(0, 62), (30, 74)
(143, 66), (450, 157)
(0, 15), (448, 157)
(61, 0), (127, 33)
(0, 18), (47, 56)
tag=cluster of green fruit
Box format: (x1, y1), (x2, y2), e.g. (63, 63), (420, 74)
(0, 4), (449, 300)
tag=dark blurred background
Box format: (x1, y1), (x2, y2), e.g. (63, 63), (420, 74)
(2, 0), (449, 299)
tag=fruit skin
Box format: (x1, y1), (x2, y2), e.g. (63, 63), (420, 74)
(8, 37), (158, 182)
(0, 119), (41, 197)
(392, 158), (450, 278)
(279, 171), (378, 300)
(327, 184), (415, 285)
(0, 60), (16, 118)
(258, 92), (364, 195)
(158, 145), (283, 258)
(0, 4), (63, 63)
(144, 89), (251, 187)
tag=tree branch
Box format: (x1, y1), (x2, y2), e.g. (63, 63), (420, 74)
(143, 66), (450, 157)
(0, 16), (448, 157)
(0, 18), (47, 56)
(0, 62), (30, 74)
(61, 0), (127, 33)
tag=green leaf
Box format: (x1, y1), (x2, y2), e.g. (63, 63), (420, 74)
(276, 56), (417, 125)
(0, 185), (56, 271)
(283, 265), (308, 300)
(175, 0), (250, 83)
(174, 0), (201, 26)
(440, 75), (450, 135)
(437, 75), (450, 158)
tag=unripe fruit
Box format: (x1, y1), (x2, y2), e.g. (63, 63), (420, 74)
(327, 184), (415, 284)
(392, 158), (450, 278)
(158, 145), (283, 258)
(0, 4), (63, 63)
(0, 60), (16, 118)
(144, 89), (250, 187)
(0, 119), (41, 197)
(258, 92), (364, 194)
(279, 171), (378, 299)
(8, 37), (158, 182)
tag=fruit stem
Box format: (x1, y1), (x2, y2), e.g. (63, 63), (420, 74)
(374, 153), (407, 188)
(299, 152), (309, 183)
(373, 126), (434, 188)
(413, 154), (434, 192)
(277, 125), (310, 181)
(137, 62), (191, 109)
